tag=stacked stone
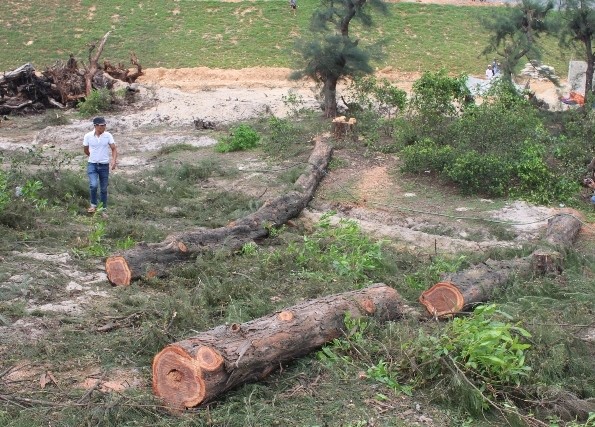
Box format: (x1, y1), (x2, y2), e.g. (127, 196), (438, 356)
(520, 61), (558, 81)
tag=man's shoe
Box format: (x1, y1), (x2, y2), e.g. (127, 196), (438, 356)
(87, 206), (96, 213)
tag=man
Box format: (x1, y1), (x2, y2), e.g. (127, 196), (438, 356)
(83, 117), (117, 215)
(585, 177), (595, 207)
(485, 64), (493, 79)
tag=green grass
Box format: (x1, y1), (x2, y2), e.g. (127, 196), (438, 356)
(0, 0), (572, 77)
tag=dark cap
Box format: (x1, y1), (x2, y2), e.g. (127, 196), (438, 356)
(93, 117), (106, 125)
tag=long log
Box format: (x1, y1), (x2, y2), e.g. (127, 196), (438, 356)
(419, 213), (583, 317)
(152, 283), (409, 410)
(105, 137), (333, 286)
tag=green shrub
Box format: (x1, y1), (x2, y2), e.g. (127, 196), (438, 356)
(445, 94), (539, 155)
(284, 212), (384, 284)
(407, 304), (532, 413)
(346, 75), (407, 119)
(400, 138), (455, 174)
(445, 150), (512, 196)
(215, 124), (260, 153)
(263, 117), (296, 156)
(77, 88), (113, 116)
(409, 69), (471, 119)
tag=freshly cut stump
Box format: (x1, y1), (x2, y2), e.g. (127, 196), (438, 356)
(419, 281), (464, 317)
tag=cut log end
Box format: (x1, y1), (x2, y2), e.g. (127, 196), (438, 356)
(153, 345), (206, 409)
(277, 310), (294, 321)
(105, 256), (131, 286)
(359, 298), (376, 314)
(195, 346), (224, 372)
(419, 281), (464, 317)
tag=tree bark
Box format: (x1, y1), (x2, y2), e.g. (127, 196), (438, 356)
(584, 36), (594, 96)
(85, 31), (111, 96)
(105, 137), (333, 286)
(152, 283), (410, 410)
(323, 76), (339, 118)
(419, 213), (582, 317)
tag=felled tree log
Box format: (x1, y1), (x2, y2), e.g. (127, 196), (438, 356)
(105, 137), (333, 286)
(419, 213), (582, 317)
(152, 283), (410, 410)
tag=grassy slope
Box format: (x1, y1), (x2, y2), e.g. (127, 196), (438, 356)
(0, 0), (572, 77)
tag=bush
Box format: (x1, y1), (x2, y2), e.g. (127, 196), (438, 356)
(77, 88), (113, 116)
(263, 117), (295, 157)
(445, 94), (539, 155)
(215, 124), (260, 153)
(511, 140), (580, 204)
(400, 138), (455, 174)
(406, 304), (532, 414)
(345, 75), (407, 119)
(445, 150), (512, 196)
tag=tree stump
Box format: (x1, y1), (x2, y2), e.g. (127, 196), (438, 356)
(531, 249), (563, 275)
(152, 283), (409, 410)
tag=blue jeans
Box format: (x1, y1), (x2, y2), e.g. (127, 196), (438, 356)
(87, 163), (110, 209)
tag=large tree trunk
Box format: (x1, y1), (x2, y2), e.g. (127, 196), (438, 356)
(419, 213), (582, 317)
(323, 76), (339, 118)
(152, 283), (410, 410)
(584, 37), (594, 96)
(105, 137), (333, 286)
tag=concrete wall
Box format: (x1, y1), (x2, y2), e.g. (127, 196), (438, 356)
(568, 60), (594, 94)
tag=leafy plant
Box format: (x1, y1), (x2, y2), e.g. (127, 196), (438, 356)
(77, 88), (113, 116)
(367, 359), (413, 396)
(346, 75), (407, 119)
(281, 90), (306, 117)
(445, 150), (511, 196)
(317, 312), (368, 364)
(400, 138), (454, 174)
(240, 242), (258, 255)
(406, 304), (532, 413)
(285, 212), (384, 283)
(215, 124), (260, 153)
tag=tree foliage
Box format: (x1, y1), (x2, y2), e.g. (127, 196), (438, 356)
(292, 0), (387, 117)
(558, 0), (595, 96)
(481, 0), (554, 81)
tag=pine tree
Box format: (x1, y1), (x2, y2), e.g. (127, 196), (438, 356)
(482, 0), (553, 82)
(292, 0), (387, 118)
(558, 0), (595, 96)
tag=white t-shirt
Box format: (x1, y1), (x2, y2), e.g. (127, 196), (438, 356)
(83, 130), (115, 164)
